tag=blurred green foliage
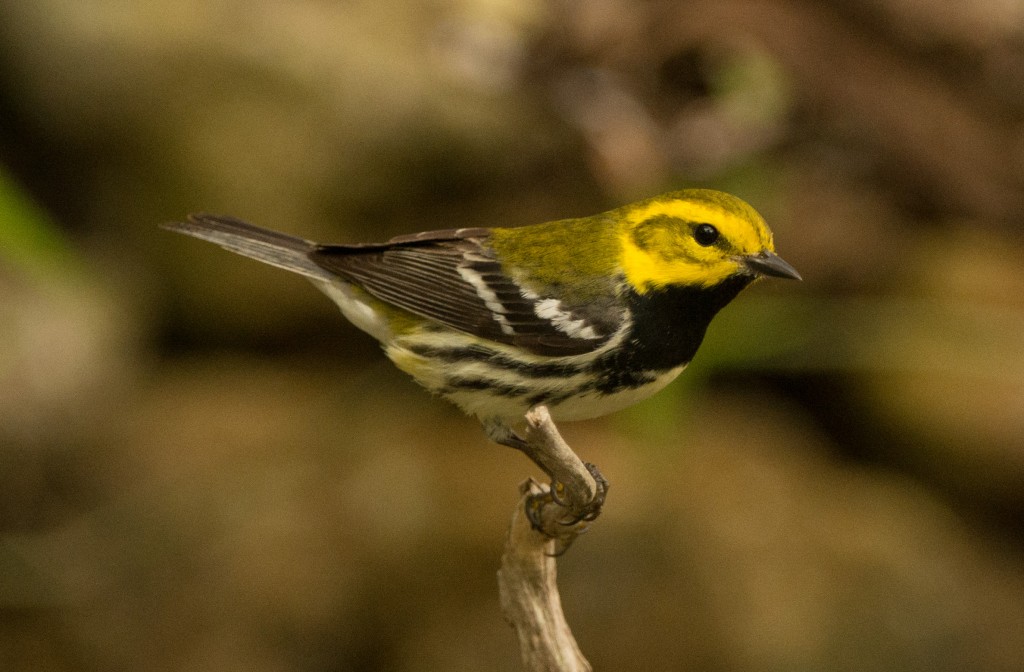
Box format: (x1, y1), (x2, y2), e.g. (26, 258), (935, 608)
(0, 167), (78, 280)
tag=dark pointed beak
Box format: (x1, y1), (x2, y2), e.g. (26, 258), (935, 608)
(742, 250), (802, 280)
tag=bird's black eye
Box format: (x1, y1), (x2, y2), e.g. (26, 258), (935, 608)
(693, 223), (720, 246)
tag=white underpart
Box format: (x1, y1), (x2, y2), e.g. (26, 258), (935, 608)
(382, 312), (679, 423)
(314, 273), (676, 423)
(534, 298), (600, 340)
(456, 265), (516, 336)
(547, 366), (685, 421)
(435, 363), (686, 422)
(316, 280), (392, 343)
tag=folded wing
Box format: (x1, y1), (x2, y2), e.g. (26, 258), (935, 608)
(311, 228), (625, 356)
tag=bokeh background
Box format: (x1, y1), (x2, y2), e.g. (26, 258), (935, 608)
(2, 1), (1023, 670)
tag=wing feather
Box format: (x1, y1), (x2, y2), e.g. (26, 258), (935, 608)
(310, 229), (625, 356)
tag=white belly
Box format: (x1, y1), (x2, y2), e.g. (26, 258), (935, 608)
(545, 366), (686, 421)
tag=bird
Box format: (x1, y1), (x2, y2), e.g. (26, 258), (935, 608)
(163, 189), (800, 521)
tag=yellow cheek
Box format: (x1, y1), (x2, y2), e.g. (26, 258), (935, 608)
(625, 195), (773, 256)
(619, 232), (740, 292)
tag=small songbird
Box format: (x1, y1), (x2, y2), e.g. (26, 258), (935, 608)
(164, 189), (800, 516)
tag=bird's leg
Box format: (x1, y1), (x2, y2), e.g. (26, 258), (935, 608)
(486, 408), (609, 540)
(520, 407), (609, 525)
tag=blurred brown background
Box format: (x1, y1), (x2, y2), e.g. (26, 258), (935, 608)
(1, 1), (1023, 670)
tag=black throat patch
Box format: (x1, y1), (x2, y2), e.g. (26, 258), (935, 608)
(592, 275), (754, 392)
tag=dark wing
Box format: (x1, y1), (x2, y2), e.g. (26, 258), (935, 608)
(310, 228), (625, 356)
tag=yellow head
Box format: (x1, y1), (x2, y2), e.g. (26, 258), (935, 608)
(617, 189), (800, 292)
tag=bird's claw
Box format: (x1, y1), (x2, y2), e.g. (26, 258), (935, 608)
(524, 462), (609, 535)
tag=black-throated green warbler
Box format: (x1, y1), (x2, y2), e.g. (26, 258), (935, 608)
(165, 189), (799, 446)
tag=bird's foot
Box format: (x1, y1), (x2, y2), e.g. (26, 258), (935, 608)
(488, 410), (609, 548)
(545, 462), (609, 524)
(524, 462), (609, 549)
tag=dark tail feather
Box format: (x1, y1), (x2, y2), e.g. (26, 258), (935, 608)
(162, 214), (332, 281)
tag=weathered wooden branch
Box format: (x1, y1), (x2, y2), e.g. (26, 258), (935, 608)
(497, 405), (601, 672)
(498, 479), (593, 672)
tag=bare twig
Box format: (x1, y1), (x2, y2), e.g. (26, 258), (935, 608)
(498, 478), (593, 672)
(498, 405), (603, 671)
